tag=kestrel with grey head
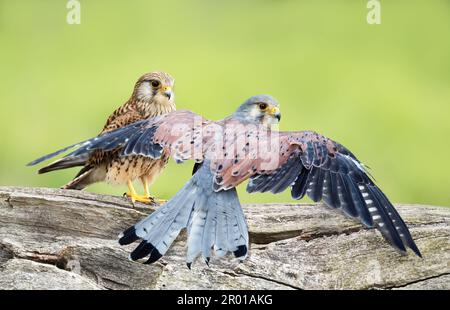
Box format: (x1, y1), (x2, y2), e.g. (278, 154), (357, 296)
(29, 71), (176, 204)
(33, 95), (421, 266)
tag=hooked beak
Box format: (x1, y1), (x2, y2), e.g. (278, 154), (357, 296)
(275, 113), (281, 122)
(268, 106), (281, 122)
(162, 86), (172, 100)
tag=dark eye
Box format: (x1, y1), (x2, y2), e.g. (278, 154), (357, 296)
(151, 80), (160, 87)
(258, 102), (268, 110)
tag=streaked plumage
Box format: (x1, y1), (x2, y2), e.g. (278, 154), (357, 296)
(29, 71), (176, 203)
(30, 95), (421, 266)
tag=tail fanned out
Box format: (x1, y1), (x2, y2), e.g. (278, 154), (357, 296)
(118, 164), (249, 266)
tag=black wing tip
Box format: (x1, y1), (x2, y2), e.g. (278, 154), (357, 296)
(27, 157), (48, 167)
(37, 167), (51, 174)
(370, 187), (423, 258)
(409, 243), (423, 258)
(26, 142), (82, 167)
(233, 245), (248, 258)
(186, 262), (192, 270)
(118, 226), (139, 246)
(414, 249), (423, 258)
(395, 245), (422, 258)
(395, 243), (408, 254)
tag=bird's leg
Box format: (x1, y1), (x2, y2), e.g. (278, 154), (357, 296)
(142, 178), (166, 204)
(124, 179), (152, 204)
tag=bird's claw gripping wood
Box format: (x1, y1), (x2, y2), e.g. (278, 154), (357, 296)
(142, 178), (166, 204)
(123, 192), (156, 205)
(124, 180), (157, 205)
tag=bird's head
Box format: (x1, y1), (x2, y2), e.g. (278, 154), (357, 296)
(233, 95), (281, 129)
(133, 71), (175, 107)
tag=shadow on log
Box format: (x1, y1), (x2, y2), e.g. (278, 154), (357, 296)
(0, 186), (448, 290)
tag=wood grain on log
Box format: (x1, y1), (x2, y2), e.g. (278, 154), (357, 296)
(0, 186), (448, 290)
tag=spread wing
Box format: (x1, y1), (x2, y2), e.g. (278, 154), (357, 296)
(28, 115), (421, 257)
(28, 110), (211, 167)
(215, 130), (421, 257)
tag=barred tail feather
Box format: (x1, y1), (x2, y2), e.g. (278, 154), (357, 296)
(118, 181), (197, 263)
(186, 187), (248, 266)
(119, 164), (249, 267)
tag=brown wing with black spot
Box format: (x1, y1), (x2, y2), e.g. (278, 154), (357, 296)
(55, 110), (212, 165)
(242, 130), (421, 257)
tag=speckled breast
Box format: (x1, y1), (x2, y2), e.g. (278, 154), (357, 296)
(104, 152), (169, 185)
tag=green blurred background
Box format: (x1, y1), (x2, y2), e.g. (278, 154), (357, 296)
(0, 0), (449, 206)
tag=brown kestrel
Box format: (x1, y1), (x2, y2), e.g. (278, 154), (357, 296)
(29, 71), (176, 204)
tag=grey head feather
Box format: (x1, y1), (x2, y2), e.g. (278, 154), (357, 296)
(232, 94), (279, 123)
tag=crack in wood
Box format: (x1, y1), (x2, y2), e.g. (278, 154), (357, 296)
(219, 270), (301, 290)
(385, 272), (450, 289)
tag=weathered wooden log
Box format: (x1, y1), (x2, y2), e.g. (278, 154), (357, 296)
(0, 186), (448, 290)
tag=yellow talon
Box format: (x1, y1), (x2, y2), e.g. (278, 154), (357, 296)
(142, 179), (165, 205)
(125, 192), (154, 204)
(125, 179), (162, 205)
